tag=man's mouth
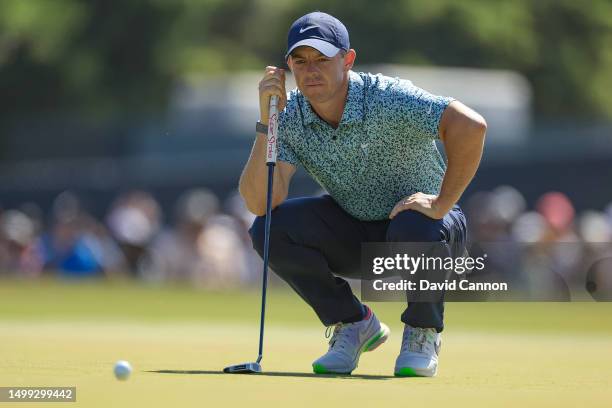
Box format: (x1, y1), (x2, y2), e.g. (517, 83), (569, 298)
(304, 81), (323, 87)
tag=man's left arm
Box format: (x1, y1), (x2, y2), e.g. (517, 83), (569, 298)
(389, 101), (487, 219)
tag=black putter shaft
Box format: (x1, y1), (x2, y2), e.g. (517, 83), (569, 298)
(224, 96), (278, 374)
(255, 95), (279, 365)
(257, 161), (274, 364)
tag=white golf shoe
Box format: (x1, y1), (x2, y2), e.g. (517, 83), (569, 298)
(312, 307), (390, 375)
(394, 325), (441, 377)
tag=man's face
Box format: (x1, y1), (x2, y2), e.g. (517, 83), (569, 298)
(287, 46), (355, 104)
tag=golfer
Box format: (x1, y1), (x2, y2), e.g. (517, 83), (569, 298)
(239, 11), (486, 377)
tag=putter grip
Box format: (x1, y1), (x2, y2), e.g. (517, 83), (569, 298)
(266, 96), (279, 164)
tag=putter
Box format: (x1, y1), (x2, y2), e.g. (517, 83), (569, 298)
(224, 95), (279, 374)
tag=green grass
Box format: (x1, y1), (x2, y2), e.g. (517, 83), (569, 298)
(1, 278), (611, 334)
(1, 278), (611, 408)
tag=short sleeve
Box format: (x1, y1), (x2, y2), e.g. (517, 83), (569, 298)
(276, 109), (299, 166)
(388, 78), (454, 140)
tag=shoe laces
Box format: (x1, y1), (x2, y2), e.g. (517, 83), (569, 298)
(402, 326), (437, 354)
(325, 323), (357, 352)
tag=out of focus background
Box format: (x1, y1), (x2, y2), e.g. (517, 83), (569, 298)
(1, 0), (611, 293)
(1, 2), (612, 406)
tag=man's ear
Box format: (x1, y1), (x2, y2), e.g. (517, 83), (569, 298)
(344, 49), (356, 71)
(286, 56), (293, 72)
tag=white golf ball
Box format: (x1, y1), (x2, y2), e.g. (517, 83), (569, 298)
(114, 360), (132, 380)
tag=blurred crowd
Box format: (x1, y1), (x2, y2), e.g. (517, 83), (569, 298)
(1, 186), (611, 298)
(466, 186), (612, 300)
(0, 189), (261, 288)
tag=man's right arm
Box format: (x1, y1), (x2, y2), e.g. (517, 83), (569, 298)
(239, 66), (296, 216)
(239, 133), (296, 216)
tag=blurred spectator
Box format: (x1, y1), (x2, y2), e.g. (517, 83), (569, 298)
(145, 188), (218, 283)
(465, 186), (524, 291)
(578, 211), (612, 299)
(106, 190), (162, 276)
(145, 188), (248, 287)
(224, 189), (261, 284)
(511, 211), (548, 243)
(510, 192), (580, 299)
(586, 256), (612, 301)
(535, 192), (582, 282)
(198, 213), (250, 288)
(536, 192), (577, 241)
(468, 185), (526, 242)
(0, 209), (43, 276)
(19, 202), (44, 237)
(37, 191), (119, 278)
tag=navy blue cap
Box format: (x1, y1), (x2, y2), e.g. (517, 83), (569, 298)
(285, 12), (350, 59)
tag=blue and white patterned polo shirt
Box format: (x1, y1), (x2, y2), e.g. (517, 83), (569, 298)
(277, 70), (454, 221)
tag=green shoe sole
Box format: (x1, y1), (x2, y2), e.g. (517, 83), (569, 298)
(362, 324), (390, 352)
(312, 363), (351, 375)
(394, 367), (420, 377)
(312, 323), (389, 375)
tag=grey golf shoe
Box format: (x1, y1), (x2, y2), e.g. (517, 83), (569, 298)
(312, 307), (390, 375)
(394, 325), (441, 377)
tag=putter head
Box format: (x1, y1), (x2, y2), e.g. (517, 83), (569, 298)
(223, 362), (262, 374)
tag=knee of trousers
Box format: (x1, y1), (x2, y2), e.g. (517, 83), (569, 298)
(386, 209), (444, 243)
(248, 213), (295, 258)
(249, 197), (325, 258)
(249, 215), (270, 257)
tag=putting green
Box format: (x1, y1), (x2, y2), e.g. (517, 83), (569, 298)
(0, 279), (611, 407)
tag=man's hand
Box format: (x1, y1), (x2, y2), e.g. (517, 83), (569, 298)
(389, 192), (448, 220)
(258, 66), (287, 125)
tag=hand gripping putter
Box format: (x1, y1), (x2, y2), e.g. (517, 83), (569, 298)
(224, 95), (279, 374)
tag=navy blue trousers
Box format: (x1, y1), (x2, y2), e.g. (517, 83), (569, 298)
(249, 195), (467, 332)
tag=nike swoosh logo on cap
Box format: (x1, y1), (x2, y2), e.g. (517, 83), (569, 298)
(299, 25), (319, 33)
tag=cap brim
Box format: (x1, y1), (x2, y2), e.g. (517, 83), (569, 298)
(285, 39), (340, 59)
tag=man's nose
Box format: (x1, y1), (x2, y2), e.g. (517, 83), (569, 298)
(305, 61), (319, 73)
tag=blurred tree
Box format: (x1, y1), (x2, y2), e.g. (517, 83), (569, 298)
(0, 0), (611, 122)
(0, 0), (181, 117)
(289, 0), (612, 119)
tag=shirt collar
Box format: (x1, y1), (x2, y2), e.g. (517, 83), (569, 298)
(300, 70), (364, 127)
